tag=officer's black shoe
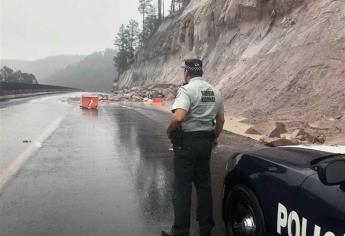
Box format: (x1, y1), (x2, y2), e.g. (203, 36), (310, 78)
(161, 231), (189, 236)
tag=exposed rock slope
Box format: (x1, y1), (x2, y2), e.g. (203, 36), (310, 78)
(117, 0), (345, 123)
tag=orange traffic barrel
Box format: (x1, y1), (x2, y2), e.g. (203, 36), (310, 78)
(152, 98), (164, 105)
(80, 95), (99, 109)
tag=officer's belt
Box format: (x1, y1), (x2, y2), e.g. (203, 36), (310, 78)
(182, 131), (214, 140)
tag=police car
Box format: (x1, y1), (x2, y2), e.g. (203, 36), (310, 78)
(222, 145), (345, 236)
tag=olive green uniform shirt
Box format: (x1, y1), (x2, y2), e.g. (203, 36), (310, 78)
(172, 77), (224, 132)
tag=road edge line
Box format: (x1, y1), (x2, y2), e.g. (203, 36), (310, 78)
(0, 116), (65, 191)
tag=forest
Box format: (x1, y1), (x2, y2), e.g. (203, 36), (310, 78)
(0, 66), (38, 84)
(113, 0), (190, 74)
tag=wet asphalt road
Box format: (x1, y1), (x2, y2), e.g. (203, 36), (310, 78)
(0, 94), (263, 236)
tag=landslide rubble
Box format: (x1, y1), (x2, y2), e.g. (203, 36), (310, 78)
(109, 84), (178, 102)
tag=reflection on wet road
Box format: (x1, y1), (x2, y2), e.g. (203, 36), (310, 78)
(0, 94), (262, 236)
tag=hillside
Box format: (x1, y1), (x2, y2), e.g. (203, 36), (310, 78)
(45, 49), (117, 92)
(117, 0), (345, 124)
(0, 55), (85, 83)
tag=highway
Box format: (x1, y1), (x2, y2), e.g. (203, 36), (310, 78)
(0, 93), (263, 236)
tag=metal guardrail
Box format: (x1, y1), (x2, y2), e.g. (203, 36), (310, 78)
(0, 82), (79, 96)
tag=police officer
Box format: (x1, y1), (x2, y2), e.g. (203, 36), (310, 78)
(162, 59), (225, 236)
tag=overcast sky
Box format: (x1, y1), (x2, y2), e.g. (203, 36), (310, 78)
(1, 0), (142, 60)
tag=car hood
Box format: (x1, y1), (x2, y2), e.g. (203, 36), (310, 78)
(246, 146), (345, 168)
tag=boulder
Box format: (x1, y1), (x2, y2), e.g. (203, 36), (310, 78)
(132, 97), (143, 102)
(261, 137), (300, 147)
(165, 92), (176, 101)
(162, 88), (177, 101)
(313, 135), (326, 144)
(291, 129), (314, 142)
(162, 88), (171, 97)
(280, 133), (292, 139)
(109, 95), (121, 102)
(151, 90), (160, 98)
(147, 84), (156, 90)
(121, 93), (132, 99)
(308, 120), (336, 130)
(245, 122), (288, 138)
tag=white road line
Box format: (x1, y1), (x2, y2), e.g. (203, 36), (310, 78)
(0, 116), (65, 191)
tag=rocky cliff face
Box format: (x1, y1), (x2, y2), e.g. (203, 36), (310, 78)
(117, 0), (345, 122)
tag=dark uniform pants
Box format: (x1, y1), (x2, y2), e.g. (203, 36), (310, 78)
(172, 137), (215, 235)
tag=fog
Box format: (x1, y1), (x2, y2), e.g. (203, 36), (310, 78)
(1, 0), (141, 60)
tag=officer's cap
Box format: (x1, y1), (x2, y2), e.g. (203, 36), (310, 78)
(181, 59), (203, 72)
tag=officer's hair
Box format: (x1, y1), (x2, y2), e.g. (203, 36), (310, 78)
(186, 70), (203, 78)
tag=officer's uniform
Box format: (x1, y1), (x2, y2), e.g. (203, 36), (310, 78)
(170, 75), (224, 235)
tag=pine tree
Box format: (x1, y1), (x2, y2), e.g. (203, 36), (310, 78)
(170, 0), (189, 13)
(138, 0), (146, 32)
(138, 0), (153, 41)
(114, 25), (130, 74)
(182, 0), (190, 8)
(126, 20), (140, 63)
(158, 0), (162, 22)
(138, 0), (158, 44)
(143, 4), (159, 42)
(171, 0), (175, 12)
(113, 20), (140, 74)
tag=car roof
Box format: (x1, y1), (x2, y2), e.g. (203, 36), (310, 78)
(245, 147), (345, 168)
